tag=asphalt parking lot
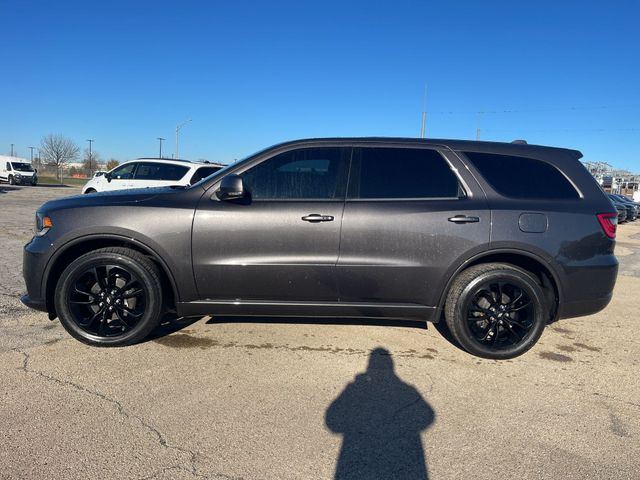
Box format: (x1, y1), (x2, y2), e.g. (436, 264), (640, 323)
(1, 184), (639, 480)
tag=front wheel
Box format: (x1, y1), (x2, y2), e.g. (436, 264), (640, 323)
(444, 263), (547, 359)
(54, 247), (164, 346)
(8, 175), (14, 185)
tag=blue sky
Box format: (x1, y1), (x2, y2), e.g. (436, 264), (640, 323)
(1, 0), (639, 170)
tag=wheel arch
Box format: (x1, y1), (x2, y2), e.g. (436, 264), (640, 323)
(436, 249), (562, 323)
(44, 234), (179, 318)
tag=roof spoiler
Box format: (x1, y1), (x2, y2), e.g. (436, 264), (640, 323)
(511, 139), (528, 144)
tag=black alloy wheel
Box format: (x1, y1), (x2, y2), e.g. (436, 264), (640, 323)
(55, 247), (164, 346)
(445, 263), (547, 359)
(465, 280), (534, 349)
(66, 264), (146, 337)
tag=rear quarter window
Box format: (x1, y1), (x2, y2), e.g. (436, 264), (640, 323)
(463, 151), (579, 199)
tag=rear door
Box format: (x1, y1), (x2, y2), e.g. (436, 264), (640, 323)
(336, 145), (490, 308)
(192, 146), (351, 302)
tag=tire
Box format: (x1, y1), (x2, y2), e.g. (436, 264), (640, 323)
(84, 188), (97, 194)
(8, 175), (14, 185)
(444, 263), (547, 359)
(31, 180), (37, 186)
(54, 247), (164, 346)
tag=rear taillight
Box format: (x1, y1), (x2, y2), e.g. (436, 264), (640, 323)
(597, 213), (617, 239)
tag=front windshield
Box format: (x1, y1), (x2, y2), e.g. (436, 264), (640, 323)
(11, 162), (34, 172)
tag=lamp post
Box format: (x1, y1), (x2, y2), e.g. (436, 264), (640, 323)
(87, 139), (94, 175)
(175, 118), (191, 160)
(157, 137), (165, 158)
(10, 143), (14, 156)
(29, 146), (35, 163)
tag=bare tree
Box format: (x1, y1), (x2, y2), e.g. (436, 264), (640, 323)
(105, 158), (120, 171)
(40, 134), (80, 180)
(82, 148), (101, 177)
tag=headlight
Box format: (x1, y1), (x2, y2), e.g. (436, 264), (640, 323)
(35, 213), (53, 236)
(15, 173), (22, 178)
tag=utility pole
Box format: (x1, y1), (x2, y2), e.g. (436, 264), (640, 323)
(10, 144), (14, 156)
(175, 118), (192, 159)
(420, 85), (427, 139)
(87, 139), (94, 174)
(476, 111), (484, 140)
(157, 137), (165, 158)
(29, 146), (35, 163)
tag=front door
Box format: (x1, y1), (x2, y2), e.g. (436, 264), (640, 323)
(192, 146), (351, 302)
(337, 146), (490, 308)
(105, 162), (137, 191)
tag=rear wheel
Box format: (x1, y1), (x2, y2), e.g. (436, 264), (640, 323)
(84, 188), (97, 194)
(445, 263), (547, 359)
(54, 247), (164, 346)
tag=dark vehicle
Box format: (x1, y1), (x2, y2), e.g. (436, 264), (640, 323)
(612, 194), (639, 218)
(611, 200), (628, 223)
(22, 138), (619, 359)
(608, 194), (637, 221)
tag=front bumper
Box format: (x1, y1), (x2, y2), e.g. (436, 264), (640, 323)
(20, 294), (48, 313)
(22, 236), (53, 314)
(14, 176), (37, 185)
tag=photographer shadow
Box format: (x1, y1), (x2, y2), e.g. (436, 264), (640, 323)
(326, 348), (435, 480)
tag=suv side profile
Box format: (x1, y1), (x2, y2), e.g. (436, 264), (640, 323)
(22, 138), (618, 359)
(81, 158), (225, 193)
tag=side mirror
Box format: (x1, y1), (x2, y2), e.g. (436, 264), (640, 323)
(216, 174), (244, 200)
(34, 168), (38, 173)
(105, 172), (112, 183)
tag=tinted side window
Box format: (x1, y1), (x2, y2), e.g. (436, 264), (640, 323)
(111, 163), (136, 179)
(241, 147), (350, 200)
(134, 162), (189, 181)
(190, 166), (222, 184)
(463, 152), (579, 199)
(350, 147), (461, 199)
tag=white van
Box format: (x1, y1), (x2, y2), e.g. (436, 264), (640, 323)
(0, 156), (38, 185)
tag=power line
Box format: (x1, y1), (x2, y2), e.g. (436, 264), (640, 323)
(427, 105), (622, 115)
(482, 127), (640, 133)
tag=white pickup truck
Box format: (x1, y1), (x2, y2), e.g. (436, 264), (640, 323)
(0, 155), (38, 185)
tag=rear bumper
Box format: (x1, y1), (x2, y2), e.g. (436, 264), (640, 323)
(558, 292), (613, 319)
(557, 254), (618, 319)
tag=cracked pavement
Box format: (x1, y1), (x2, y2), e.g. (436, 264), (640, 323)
(1, 185), (639, 479)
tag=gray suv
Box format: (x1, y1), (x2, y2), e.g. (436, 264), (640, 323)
(22, 138), (619, 359)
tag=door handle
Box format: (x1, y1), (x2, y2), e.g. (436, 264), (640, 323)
(448, 215), (480, 224)
(301, 214), (334, 223)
